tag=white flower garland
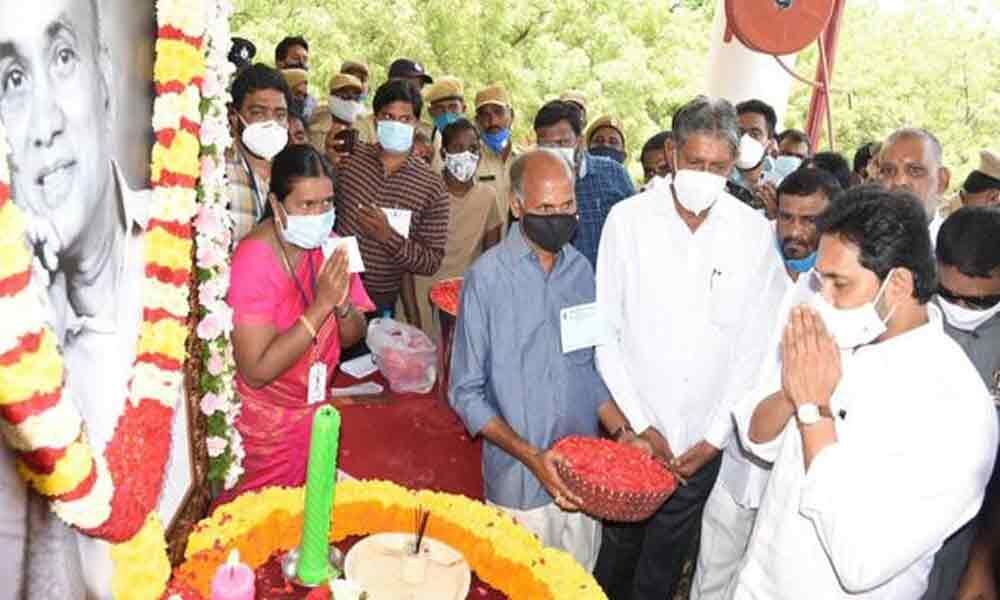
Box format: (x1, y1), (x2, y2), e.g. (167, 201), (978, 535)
(194, 0), (243, 490)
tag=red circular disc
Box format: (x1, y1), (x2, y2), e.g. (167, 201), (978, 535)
(725, 0), (834, 55)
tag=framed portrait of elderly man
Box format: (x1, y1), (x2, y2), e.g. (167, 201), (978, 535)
(0, 1), (198, 598)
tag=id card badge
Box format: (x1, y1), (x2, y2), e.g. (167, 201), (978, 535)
(307, 362), (328, 405)
(382, 208), (413, 239)
(560, 302), (613, 354)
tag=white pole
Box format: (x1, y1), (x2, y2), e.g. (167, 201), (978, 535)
(704, 0), (800, 130)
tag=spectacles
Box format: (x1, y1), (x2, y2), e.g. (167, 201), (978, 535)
(937, 285), (1000, 310)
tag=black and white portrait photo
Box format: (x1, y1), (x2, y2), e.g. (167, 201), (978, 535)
(0, 1), (193, 598)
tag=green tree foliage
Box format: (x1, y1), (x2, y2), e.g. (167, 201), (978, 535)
(234, 0), (998, 185)
(785, 2), (1000, 187)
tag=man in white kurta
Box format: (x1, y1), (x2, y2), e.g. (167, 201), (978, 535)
(730, 186), (998, 599)
(593, 96), (787, 600)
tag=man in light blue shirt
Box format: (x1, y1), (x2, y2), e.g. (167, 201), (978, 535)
(449, 149), (638, 571)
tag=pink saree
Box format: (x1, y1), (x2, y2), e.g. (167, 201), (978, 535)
(221, 236), (374, 503)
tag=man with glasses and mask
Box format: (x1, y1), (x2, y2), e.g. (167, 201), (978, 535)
(449, 149), (639, 572)
(921, 206), (1000, 600)
(226, 63), (291, 242)
(0, 1), (193, 597)
(534, 100), (634, 269)
(731, 186), (997, 599)
(594, 96), (786, 600)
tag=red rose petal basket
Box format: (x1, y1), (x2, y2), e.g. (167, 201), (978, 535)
(429, 277), (463, 317)
(554, 436), (677, 522)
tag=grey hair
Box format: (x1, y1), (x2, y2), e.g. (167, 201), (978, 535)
(509, 148), (574, 203)
(671, 95), (740, 160)
(882, 127), (944, 167)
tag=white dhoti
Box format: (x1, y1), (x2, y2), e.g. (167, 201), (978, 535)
(691, 482), (758, 600)
(490, 500), (602, 572)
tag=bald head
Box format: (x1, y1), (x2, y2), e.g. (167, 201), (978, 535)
(509, 149), (576, 216)
(877, 127), (950, 220)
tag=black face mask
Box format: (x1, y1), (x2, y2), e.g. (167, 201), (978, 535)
(589, 146), (626, 164)
(521, 213), (578, 253)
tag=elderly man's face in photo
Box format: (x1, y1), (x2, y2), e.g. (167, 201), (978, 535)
(0, 0), (112, 252)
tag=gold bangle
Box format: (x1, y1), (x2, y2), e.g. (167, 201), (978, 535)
(299, 314), (317, 339)
(335, 302), (352, 319)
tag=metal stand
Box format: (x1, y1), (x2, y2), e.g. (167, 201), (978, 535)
(280, 546), (345, 587)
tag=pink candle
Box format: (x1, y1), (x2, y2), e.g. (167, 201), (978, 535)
(211, 550), (255, 600)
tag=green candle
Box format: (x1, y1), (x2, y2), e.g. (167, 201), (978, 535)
(296, 405), (341, 585)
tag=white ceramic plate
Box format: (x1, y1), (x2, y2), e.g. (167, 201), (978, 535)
(343, 532), (471, 600)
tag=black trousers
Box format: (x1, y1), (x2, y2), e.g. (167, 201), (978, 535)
(595, 454), (722, 600)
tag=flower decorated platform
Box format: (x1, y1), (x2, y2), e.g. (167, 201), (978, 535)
(168, 480), (606, 600)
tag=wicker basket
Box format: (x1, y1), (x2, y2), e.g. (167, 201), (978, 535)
(554, 437), (677, 522)
(429, 277), (463, 317)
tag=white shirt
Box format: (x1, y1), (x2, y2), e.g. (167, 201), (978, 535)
(928, 212), (945, 249)
(595, 176), (787, 506)
(731, 304), (999, 599)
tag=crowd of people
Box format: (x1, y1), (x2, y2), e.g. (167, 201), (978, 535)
(223, 34), (1000, 600)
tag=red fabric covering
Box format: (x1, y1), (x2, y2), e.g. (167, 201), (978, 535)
(335, 372), (483, 501)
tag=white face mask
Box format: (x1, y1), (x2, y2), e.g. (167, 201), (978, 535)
(671, 169), (727, 215)
(938, 296), (1000, 332)
(736, 134), (765, 170)
(540, 145), (577, 170)
(554, 146), (577, 169)
(810, 269), (897, 349)
(279, 205), (336, 249)
(444, 151), (479, 183)
(329, 95), (364, 124)
(241, 117), (288, 161)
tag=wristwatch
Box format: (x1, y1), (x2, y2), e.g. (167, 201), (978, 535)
(796, 403), (834, 426)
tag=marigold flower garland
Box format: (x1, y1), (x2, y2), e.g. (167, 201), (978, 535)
(192, 0), (244, 492)
(0, 0), (207, 597)
(170, 480), (608, 600)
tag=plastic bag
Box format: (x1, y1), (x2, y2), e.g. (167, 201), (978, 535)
(366, 318), (437, 394)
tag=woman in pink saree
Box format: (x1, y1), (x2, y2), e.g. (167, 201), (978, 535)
(222, 145), (374, 502)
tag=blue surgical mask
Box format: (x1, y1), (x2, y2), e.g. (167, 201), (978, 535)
(433, 112), (461, 132)
(377, 120), (414, 153)
(785, 252), (817, 273)
(279, 205), (336, 249)
(773, 155), (803, 180)
(777, 237), (817, 273)
(482, 128), (511, 154)
(729, 168), (747, 189)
